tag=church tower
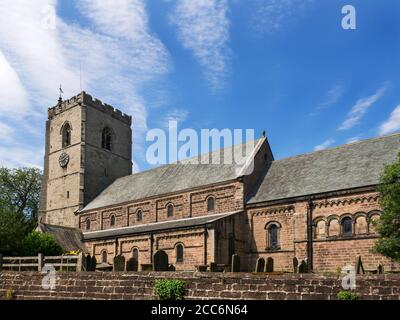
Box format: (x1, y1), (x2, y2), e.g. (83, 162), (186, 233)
(39, 92), (132, 227)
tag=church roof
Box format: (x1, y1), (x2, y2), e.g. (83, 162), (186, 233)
(83, 210), (241, 240)
(81, 138), (265, 212)
(37, 223), (87, 253)
(248, 132), (400, 204)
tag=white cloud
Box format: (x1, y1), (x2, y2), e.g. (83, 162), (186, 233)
(0, 145), (44, 169)
(171, 0), (230, 91)
(164, 109), (189, 125)
(318, 83), (344, 109)
(252, 0), (314, 33)
(0, 51), (29, 117)
(314, 139), (335, 151)
(379, 105), (400, 136)
(0, 122), (15, 143)
(338, 85), (388, 131)
(346, 137), (360, 144)
(0, 0), (170, 168)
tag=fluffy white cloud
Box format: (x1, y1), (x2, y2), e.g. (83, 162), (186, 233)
(171, 0), (230, 91)
(338, 85), (387, 131)
(0, 0), (170, 169)
(0, 51), (29, 117)
(379, 105), (400, 136)
(314, 139), (334, 151)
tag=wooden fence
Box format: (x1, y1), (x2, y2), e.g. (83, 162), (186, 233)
(0, 253), (84, 272)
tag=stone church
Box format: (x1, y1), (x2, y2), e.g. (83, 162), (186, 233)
(39, 91), (400, 272)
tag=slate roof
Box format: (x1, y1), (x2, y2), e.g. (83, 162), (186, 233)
(81, 138), (264, 212)
(248, 132), (400, 204)
(83, 211), (241, 240)
(38, 223), (88, 252)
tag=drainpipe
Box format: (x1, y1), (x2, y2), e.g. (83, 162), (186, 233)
(203, 225), (208, 265)
(306, 198), (314, 272)
(150, 233), (154, 264)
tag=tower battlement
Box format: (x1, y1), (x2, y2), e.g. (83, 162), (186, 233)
(48, 91), (132, 125)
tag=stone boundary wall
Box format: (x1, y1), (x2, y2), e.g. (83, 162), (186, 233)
(0, 272), (399, 300)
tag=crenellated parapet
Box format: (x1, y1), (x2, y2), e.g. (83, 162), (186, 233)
(48, 91), (132, 125)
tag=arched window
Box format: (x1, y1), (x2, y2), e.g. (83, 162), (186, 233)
(207, 197), (215, 212)
(266, 223), (280, 250)
(62, 122), (71, 147)
(176, 244), (184, 263)
(341, 217), (353, 236)
(136, 210), (143, 222)
(167, 204), (174, 217)
(132, 248), (139, 261)
(102, 127), (112, 151)
(85, 218), (91, 231)
(101, 250), (107, 263)
(110, 214), (116, 227)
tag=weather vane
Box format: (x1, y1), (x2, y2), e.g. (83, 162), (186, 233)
(58, 84), (64, 103)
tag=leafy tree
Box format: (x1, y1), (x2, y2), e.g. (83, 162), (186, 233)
(22, 232), (63, 256)
(0, 208), (31, 256)
(0, 167), (42, 221)
(374, 152), (400, 260)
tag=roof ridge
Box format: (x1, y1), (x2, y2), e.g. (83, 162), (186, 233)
(274, 131), (400, 163)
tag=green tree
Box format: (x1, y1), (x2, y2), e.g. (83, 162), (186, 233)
(0, 208), (32, 256)
(0, 167), (42, 221)
(374, 152), (400, 260)
(22, 232), (63, 256)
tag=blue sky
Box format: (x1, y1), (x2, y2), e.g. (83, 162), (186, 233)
(0, 0), (399, 171)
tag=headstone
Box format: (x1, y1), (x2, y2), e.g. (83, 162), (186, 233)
(153, 250), (169, 271)
(356, 256), (365, 275)
(255, 257), (265, 273)
(377, 264), (384, 274)
(231, 254), (240, 272)
(210, 262), (218, 272)
(299, 260), (308, 273)
(90, 256), (97, 271)
(113, 255), (126, 272)
(266, 257), (274, 273)
(126, 257), (139, 272)
(293, 257), (299, 273)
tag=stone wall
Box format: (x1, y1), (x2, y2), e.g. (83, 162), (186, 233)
(1, 272), (399, 300)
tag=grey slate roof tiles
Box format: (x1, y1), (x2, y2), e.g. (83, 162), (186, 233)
(248, 132), (400, 204)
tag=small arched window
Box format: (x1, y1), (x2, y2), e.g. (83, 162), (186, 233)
(136, 210), (143, 222)
(342, 217), (353, 236)
(132, 248), (139, 260)
(266, 223), (280, 250)
(207, 197), (215, 212)
(62, 122), (71, 147)
(167, 204), (174, 217)
(176, 244), (184, 263)
(102, 127), (112, 151)
(101, 250), (107, 263)
(85, 218), (91, 231)
(110, 214), (116, 227)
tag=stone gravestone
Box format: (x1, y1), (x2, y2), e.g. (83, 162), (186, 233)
(293, 257), (299, 273)
(266, 257), (274, 273)
(255, 257), (265, 273)
(299, 260), (308, 273)
(153, 250), (169, 271)
(210, 262), (218, 272)
(126, 257), (138, 272)
(90, 256), (97, 271)
(231, 254), (240, 272)
(113, 255), (126, 272)
(356, 256), (365, 275)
